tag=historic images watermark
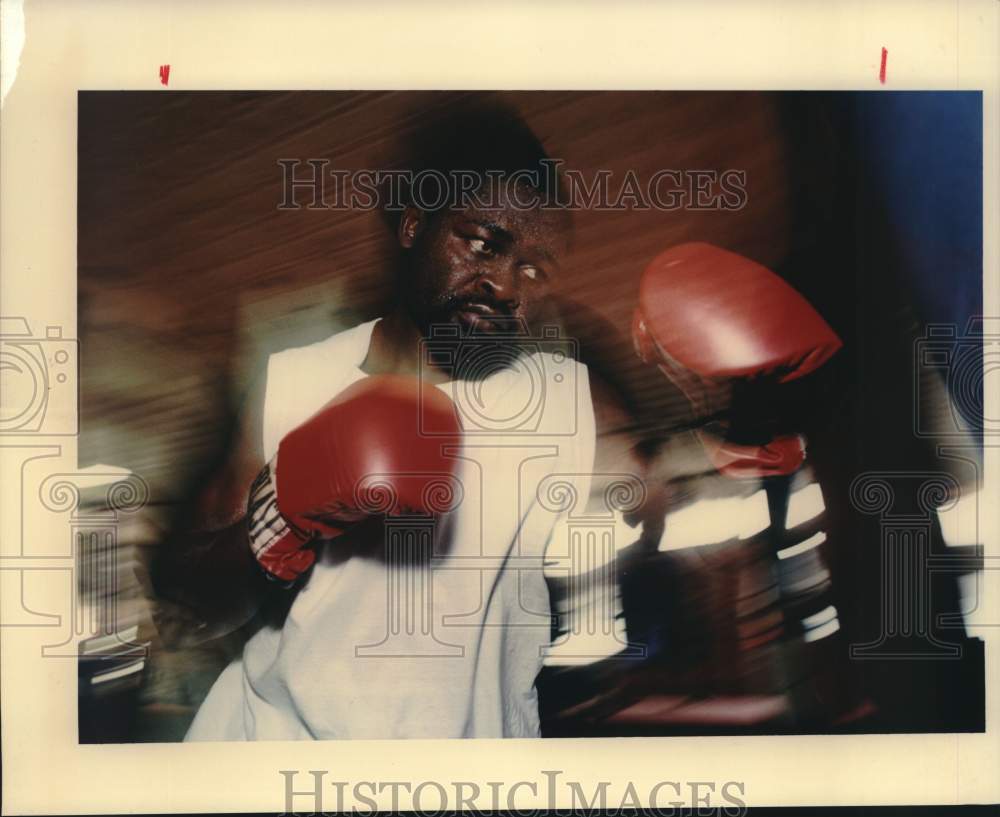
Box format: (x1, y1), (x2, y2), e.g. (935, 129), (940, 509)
(277, 159), (748, 212)
(280, 769), (747, 815)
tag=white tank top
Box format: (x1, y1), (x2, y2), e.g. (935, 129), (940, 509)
(185, 319), (596, 739)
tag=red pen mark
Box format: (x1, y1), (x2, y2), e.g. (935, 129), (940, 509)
(159, 65), (170, 86)
(879, 48), (888, 84)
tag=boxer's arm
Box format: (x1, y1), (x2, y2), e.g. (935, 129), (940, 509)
(587, 368), (651, 517)
(150, 375), (270, 644)
(588, 366), (679, 559)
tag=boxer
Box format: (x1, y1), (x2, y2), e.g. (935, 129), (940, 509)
(153, 108), (598, 739)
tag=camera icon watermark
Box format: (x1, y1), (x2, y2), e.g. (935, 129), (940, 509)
(418, 320), (578, 436)
(913, 318), (999, 438)
(0, 316), (78, 435)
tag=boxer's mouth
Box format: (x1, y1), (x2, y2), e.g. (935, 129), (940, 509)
(453, 301), (509, 331)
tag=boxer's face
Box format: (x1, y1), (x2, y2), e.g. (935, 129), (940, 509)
(398, 180), (568, 339)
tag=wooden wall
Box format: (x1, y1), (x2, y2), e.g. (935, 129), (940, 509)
(78, 91), (797, 501)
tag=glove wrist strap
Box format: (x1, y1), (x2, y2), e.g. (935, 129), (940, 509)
(247, 455), (312, 583)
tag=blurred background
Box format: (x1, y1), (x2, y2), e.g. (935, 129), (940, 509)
(74, 91), (986, 741)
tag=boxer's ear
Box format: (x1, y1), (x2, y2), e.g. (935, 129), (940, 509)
(397, 205), (426, 248)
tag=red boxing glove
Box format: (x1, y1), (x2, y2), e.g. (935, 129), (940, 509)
(248, 375), (462, 581)
(632, 242), (842, 478)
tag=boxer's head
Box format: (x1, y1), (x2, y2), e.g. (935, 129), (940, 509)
(391, 106), (571, 341)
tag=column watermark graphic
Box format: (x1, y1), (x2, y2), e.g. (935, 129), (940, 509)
(276, 159), (749, 213)
(278, 768), (747, 815)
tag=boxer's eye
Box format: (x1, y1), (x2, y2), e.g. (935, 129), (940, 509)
(468, 238), (495, 257)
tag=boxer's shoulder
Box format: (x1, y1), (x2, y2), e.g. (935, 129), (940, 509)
(261, 319), (380, 459)
(268, 319), (379, 371)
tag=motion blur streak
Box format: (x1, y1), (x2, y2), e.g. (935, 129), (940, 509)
(657, 490), (770, 552)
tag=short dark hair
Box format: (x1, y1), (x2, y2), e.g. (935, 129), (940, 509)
(383, 102), (567, 223)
